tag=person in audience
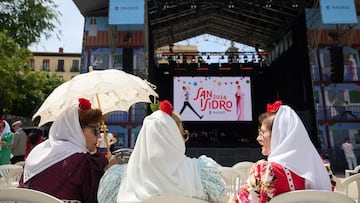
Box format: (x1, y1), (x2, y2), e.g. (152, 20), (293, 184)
(97, 126), (117, 156)
(97, 100), (226, 203)
(229, 100), (332, 203)
(25, 128), (44, 160)
(11, 120), (27, 164)
(19, 98), (117, 203)
(342, 137), (358, 170)
(0, 120), (13, 165)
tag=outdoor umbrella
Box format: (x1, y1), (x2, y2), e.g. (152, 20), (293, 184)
(32, 69), (158, 127)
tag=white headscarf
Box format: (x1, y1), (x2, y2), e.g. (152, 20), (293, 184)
(24, 106), (88, 183)
(268, 105), (331, 190)
(117, 110), (203, 203)
(0, 120), (11, 150)
(0, 120), (11, 138)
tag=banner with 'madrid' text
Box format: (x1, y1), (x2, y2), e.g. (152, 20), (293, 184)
(109, 0), (144, 25)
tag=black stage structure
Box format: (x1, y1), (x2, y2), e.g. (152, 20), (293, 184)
(148, 12), (319, 165)
(74, 0), (322, 166)
(147, 2), (319, 151)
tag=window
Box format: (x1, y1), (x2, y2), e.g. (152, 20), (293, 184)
(42, 59), (50, 71)
(131, 103), (147, 122)
(70, 60), (80, 72)
(57, 59), (65, 72)
(29, 59), (35, 70)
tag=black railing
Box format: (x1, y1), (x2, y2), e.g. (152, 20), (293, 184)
(315, 105), (360, 121)
(312, 66), (360, 82)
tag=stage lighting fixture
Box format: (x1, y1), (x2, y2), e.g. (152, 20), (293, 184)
(252, 54), (256, 62)
(243, 55), (248, 63)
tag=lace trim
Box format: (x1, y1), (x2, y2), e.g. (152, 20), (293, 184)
(283, 166), (295, 191)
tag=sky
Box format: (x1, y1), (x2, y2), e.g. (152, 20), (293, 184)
(28, 0), (84, 53)
(28, 0), (255, 53)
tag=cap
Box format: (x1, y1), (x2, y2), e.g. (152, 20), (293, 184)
(12, 120), (22, 126)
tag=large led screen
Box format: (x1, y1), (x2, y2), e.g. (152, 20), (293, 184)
(173, 76), (253, 121)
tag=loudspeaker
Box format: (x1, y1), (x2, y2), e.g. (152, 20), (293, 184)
(123, 48), (133, 74)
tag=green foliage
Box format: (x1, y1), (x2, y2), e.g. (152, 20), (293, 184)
(0, 0), (64, 117)
(0, 31), (30, 113)
(0, 0), (60, 48)
(11, 71), (65, 117)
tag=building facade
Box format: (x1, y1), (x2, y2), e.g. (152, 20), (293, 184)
(30, 48), (81, 81)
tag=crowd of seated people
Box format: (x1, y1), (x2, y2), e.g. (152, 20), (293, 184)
(13, 99), (338, 203)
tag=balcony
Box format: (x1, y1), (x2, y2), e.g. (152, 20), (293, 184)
(315, 105), (360, 122)
(312, 66), (360, 83)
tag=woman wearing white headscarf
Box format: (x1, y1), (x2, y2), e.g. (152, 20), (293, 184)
(19, 98), (117, 203)
(0, 120), (13, 165)
(230, 100), (332, 203)
(97, 100), (226, 203)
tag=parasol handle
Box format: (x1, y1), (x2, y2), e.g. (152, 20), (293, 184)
(96, 93), (111, 157)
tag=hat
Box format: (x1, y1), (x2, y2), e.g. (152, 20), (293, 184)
(12, 120), (22, 126)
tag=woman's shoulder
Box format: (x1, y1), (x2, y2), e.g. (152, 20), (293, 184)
(246, 159), (275, 175)
(197, 155), (223, 182)
(198, 155), (220, 167)
(197, 156), (226, 202)
(2, 132), (13, 141)
(253, 159), (270, 168)
(68, 152), (108, 169)
(104, 164), (126, 176)
(98, 164), (126, 203)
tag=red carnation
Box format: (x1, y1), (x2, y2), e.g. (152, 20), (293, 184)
(159, 100), (173, 115)
(0, 120), (3, 123)
(78, 98), (92, 110)
(266, 100), (282, 113)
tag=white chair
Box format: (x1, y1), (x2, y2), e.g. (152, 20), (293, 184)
(112, 148), (133, 164)
(140, 196), (208, 203)
(0, 164), (23, 188)
(218, 166), (244, 200)
(345, 165), (360, 178)
(336, 173), (360, 202)
(4, 167), (23, 188)
(232, 161), (254, 181)
(269, 190), (355, 203)
(0, 164), (22, 178)
(15, 161), (25, 168)
(0, 188), (64, 203)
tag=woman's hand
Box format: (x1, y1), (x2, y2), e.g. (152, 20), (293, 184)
(0, 141), (11, 146)
(227, 194), (236, 203)
(104, 154), (118, 170)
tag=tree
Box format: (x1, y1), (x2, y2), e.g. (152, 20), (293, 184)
(0, 31), (65, 117)
(11, 70), (65, 117)
(0, 0), (60, 48)
(0, 31), (30, 116)
(0, 0), (64, 118)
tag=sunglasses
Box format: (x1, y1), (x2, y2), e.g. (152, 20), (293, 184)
(84, 125), (101, 135)
(182, 130), (190, 141)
